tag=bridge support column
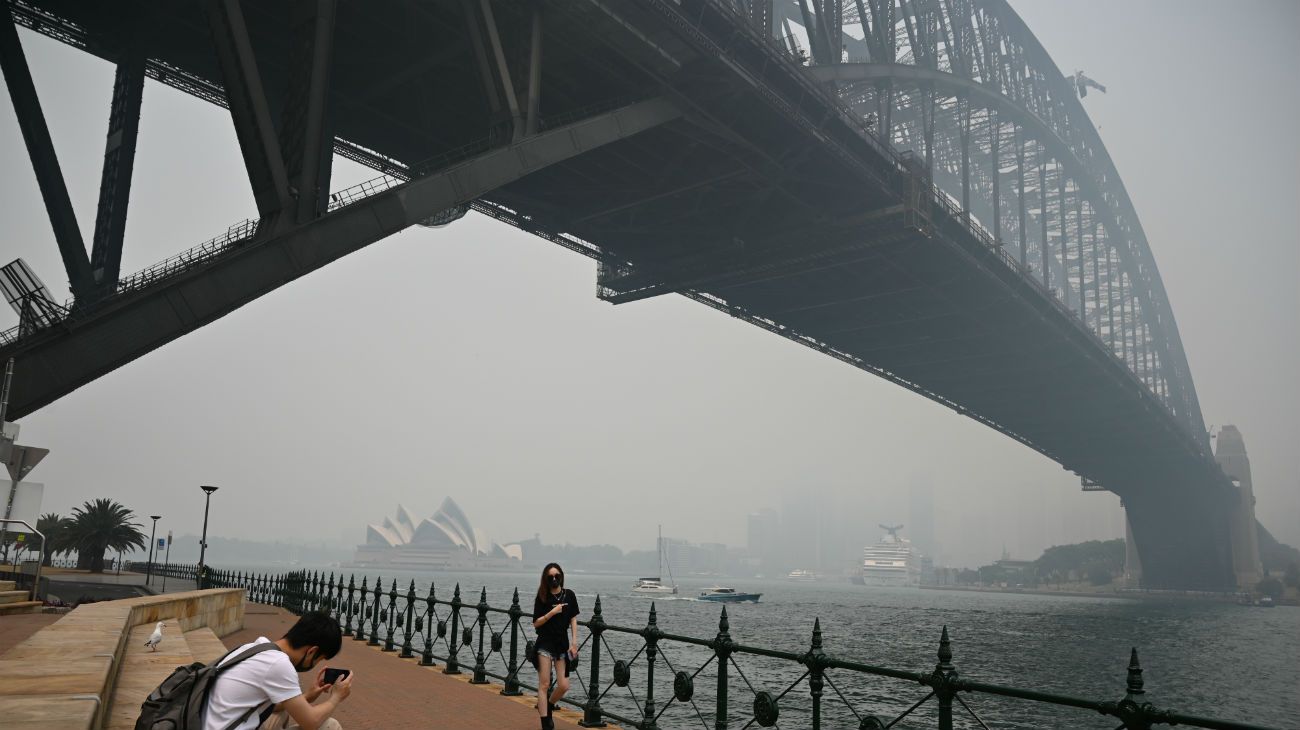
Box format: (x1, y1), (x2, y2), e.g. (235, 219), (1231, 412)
(1122, 485), (1235, 591)
(1215, 426), (1263, 591)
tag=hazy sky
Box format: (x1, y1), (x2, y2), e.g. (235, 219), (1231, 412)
(1, 1), (1295, 568)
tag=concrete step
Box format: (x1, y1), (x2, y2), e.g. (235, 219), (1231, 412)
(183, 627), (229, 665)
(104, 621), (197, 730)
(0, 580), (16, 591)
(0, 590), (32, 604)
(0, 601), (42, 616)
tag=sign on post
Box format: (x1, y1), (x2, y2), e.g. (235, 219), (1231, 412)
(0, 482), (43, 529)
(5, 445), (48, 482)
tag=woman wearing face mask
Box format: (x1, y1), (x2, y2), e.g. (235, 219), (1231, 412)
(532, 562), (579, 730)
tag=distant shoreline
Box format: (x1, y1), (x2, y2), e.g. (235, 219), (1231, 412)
(919, 584), (1135, 600)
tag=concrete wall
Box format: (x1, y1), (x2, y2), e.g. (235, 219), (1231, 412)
(0, 588), (244, 730)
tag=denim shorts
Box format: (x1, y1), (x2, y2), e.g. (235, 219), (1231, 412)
(536, 646), (567, 661)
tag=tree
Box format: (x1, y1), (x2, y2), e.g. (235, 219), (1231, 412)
(1284, 562), (1299, 590)
(66, 499), (146, 573)
(36, 513), (73, 567)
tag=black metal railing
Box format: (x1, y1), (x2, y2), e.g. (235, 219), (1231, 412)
(126, 561), (201, 585)
(192, 568), (1274, 730)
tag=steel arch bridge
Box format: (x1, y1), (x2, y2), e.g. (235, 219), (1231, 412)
(0, 0), (1249, 589)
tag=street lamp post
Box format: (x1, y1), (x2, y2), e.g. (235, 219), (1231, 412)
(161, 531), (172, 592)
(198, 486), (217, 589)
(146, 515), (161, 587)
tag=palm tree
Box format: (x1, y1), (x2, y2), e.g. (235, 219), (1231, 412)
(36, 513), (73, 567)
(66, 499), (146, 573)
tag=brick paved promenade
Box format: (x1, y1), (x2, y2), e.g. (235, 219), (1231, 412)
(224, 605), (596, 730)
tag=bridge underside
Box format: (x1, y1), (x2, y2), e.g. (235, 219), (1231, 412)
(2, 0), (1232, 589)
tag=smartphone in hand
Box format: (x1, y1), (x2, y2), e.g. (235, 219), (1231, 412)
(323, 668), (351, 685)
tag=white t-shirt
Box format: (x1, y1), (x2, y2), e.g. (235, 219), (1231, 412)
(203, 637), (303, 730)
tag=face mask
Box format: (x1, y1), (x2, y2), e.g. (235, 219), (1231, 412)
(548, 574), (561, 589)
(294, 648), (316, 673)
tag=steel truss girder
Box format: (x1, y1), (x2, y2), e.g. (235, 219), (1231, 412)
(0, 12), (94, 301)
(811, 60), (1186, 438)
(812, 0), (1207, 453)
(90, 35), (146, 292)
(279, 0), (338, 224)
(205, 0), (293, 217)
(0, 98), (680, 419)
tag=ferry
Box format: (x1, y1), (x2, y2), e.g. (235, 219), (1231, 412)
(698, 587), (762, 603)
(861, 524), (920, 587)
(785, 569), (816, 581)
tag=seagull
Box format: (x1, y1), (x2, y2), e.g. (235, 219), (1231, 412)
(145, 622), (164, 652)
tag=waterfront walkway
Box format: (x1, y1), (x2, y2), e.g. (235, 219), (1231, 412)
(224, 604), (594, 730)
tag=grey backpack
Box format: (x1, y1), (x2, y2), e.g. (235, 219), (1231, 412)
(134, 642), (281, 730)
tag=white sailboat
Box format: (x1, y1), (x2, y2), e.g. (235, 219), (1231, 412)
(632, 525), (678, 596)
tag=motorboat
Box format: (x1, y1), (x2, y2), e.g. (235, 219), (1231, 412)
(698, 586), (761, 603)
(632, 524), (678, 596)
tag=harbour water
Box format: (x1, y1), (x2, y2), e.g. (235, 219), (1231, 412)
(229, 564), (1300, 728)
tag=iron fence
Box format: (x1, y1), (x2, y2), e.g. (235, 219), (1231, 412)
(190, 568), (1274, 730)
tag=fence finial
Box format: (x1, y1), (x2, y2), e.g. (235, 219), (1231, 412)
(1125, 647), (1144, 698)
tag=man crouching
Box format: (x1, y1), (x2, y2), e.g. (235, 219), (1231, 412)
(204, 611), (355, 730)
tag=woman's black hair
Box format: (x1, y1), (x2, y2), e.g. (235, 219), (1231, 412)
(282, 611), (343, 659)
(537, 562), (565, 604)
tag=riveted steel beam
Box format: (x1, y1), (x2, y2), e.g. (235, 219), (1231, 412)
(0, 98), (680, 418)
(0, 13), (94, 301)
(279, 0), (338, 224)
(205, 0), (293, 217)
(89, 41), (146, 292)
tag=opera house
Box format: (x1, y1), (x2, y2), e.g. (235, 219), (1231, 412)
(352, 498), (524, 570)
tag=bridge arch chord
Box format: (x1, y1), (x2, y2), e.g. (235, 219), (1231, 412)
(782, 0), (1206, 451)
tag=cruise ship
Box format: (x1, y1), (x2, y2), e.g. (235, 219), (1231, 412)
(861, 524), (920, 586)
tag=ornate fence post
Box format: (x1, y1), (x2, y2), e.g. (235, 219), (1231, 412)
(327, 573), (338, 618)
(444, 583), (463, 674)
(344, 576), (356, 637)
(421, 581), (437, 666)
(503, 588), (523, 697)
(384, 578), (398, 652)
(369, 577), (383, 646)
(1114, 647), (1157, 730)
(807, 619), (826, 730)
(713, 606), (731, 730)
(355, 577), (368, 642)
(643, 603), (660, 730)
(932, 626), (958, 730)
(471, 587), (490, 684)
(579, 595), (606, 727)
(401, 580), (417, 658)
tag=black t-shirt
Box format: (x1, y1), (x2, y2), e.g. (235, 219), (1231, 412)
(533, 588), (580, 652)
